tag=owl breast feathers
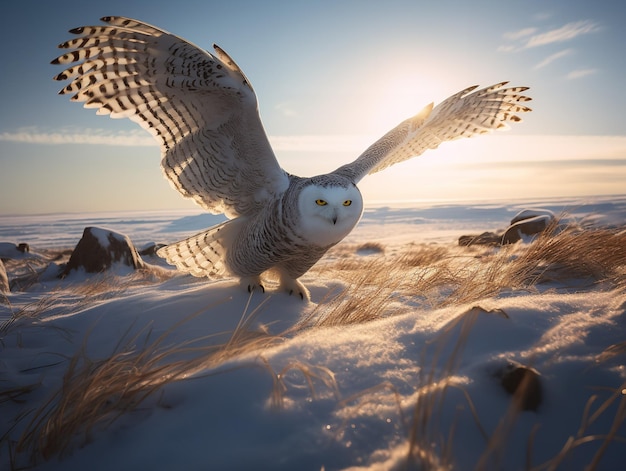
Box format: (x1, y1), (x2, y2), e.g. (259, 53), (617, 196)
(53, 16), (531, 301)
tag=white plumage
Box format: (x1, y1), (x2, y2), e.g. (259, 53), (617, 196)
(53, 16), (532, 300)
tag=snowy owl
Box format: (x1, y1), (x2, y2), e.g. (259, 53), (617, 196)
(53, 16), (531, 300)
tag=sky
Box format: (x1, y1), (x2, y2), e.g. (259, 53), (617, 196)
(0, 0), (625, 215)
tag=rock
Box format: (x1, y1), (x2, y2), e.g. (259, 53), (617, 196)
(61, 227), (145, 277)
(459, 208), (557, 247)
(510, 208), (555, 225)
(0, 259), (9, 294)
(0, 242), (37, 261)
(458, 231), (502, 247)
(138, 242), (166, 256)
(502, 215), (553, 244)
(495, 360), (543, 411)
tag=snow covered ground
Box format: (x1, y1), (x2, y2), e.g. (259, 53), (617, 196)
(1, 195), (625, 470)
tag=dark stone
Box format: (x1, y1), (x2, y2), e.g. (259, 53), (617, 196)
(510, 208), (555, 226)
(17, 243), (30, 253)
(501, 215), (553, 245)
(61, 227), (145, 277)
(496, 361), (543, 411)
(0, 259), (9, 294)
(138, 242), (166, 256)
(458, 231), (502, 247)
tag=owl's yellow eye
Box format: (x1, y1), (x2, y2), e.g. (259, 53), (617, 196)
(343, 200), (352, 206)
(315, 199), (328, 206)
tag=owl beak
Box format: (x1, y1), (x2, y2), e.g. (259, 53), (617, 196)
(331, 210), (338, 225)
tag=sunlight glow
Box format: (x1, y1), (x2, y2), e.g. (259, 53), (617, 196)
(367, 72), (454, 135)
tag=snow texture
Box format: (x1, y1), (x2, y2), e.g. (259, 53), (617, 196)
(1, 195), (625, 470)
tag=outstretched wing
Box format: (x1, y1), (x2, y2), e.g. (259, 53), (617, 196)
(52, 16), (289, 218)
(332, 82), (531, 183)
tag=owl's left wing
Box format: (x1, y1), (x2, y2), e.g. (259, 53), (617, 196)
(52, 16), (289, 218)
(332, 82), (531, 183)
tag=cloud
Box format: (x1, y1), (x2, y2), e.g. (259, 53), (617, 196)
(0, 126), (372, 153)
(496, 44), (516, 53)
(500, 20), (601, 52)
(6, 129), (622, 168)
(533, 49), (573, 69)
(566, 68), (598, 79)
(463, 134), (626, 163)
(503, 27), (537, 41)
(0, 127), (155, 146)
(524, 20), (601, 48)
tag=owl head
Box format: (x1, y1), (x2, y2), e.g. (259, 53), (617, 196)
(296, 178), (363, 247)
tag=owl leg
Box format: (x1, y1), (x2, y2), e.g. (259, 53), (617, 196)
(278, 275), (310, 301)
(240, 276), (265, 294)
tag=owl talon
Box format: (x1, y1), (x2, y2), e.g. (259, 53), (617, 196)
(242, 277), (264, 294)
(280, 277), (310, 301)
(288, 289), (305, 300)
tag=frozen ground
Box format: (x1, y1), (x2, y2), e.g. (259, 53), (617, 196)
(2, 195), (626, 250)
(1, 195), (625, 470)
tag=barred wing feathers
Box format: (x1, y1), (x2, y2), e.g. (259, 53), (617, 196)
(52, 16), (288, 218)
(332, 82), (532, 183)
(156, 219), (245, 279)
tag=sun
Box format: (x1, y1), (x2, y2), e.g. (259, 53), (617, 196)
(368, 71), (456, 135)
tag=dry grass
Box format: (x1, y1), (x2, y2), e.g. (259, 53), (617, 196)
(5, 249), (72, 292)
(265, 359), (340, 410)
(308, 222), (626, 470)
(1, 270), (170, 345)
(0, 294), (74, 352)
(525, 382), (626, 471)
(12, 295), (281, 465)
(506, 221), (626, 285)
(405, 306), (498, 470)
(3, 222), (626, 469)
(306, 222), (626, 327)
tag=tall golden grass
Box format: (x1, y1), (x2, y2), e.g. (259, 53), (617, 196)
(7, 295), (283, 466)
(307, 221), (626, 326)
(2, 222), (625, 469)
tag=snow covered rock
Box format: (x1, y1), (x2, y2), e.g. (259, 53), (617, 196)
(496, 360), (543, 411)
(459, 208), (557, 246)
(61, 227), (145, 277)
(0, 259), (9, 294)
(503, 208), (556, 244)
(138, 242), (166, 256)
(510, 208), (555, 225)
(502, 214), (554, 244)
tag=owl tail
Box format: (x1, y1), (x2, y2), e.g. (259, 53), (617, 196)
(157, 219), (243, 278)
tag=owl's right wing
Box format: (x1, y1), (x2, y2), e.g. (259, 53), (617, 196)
(52, 16), (289, 218)
(332, 82), (532, 183)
